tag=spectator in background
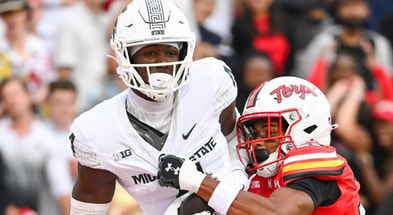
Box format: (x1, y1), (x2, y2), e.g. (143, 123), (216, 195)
(31, 0), (78, 54)
(320, 53), (378, 213)
(355, 100), (393, 214)
(378, 11), (393, 55)
(172, 0), (235, 53)
(324, 0), (340, 20)
(366, 0), (393, 31)
(101, 51), (128, 101)
(0, 153), (8, 214)
(376, 190), (393, 215)
(191, 0), (236, 71)
(192, 0), (220, 60)
(45, 80), (78, 215)
(307, 40), (393, 108)
(0, 77), (57, 214)
(277, 0), (334, 74)
(54, 0), (115, 113)
(0, 0), (56, 110)
(231, 0), (290, 76)
(0, 51), (11, 80)
(294, 0), (393, 91)
(26, 0), (43, 35)
(236, 50), (274, 113)
(278, 0), (333, 52)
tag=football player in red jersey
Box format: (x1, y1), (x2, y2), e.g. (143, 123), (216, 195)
(158, 76), (364, 215)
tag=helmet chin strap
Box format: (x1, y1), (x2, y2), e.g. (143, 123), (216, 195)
(139, 73), (177, 101)
(245, 148), (269, 175)
(255, 148), (281, 178)
(246, 147), (282, 177)
(149, 73), (174, 90)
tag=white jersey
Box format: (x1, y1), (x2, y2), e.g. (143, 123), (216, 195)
(70, 57), (237, 215)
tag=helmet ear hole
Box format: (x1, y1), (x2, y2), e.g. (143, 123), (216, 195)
(179, 42), (188, 61)
(303, 125), (317, 134)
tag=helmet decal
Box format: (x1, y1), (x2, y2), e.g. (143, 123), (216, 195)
(270, 84), (318, 104)
(246, 82), (266, 109)
(144, 0), (167, 35)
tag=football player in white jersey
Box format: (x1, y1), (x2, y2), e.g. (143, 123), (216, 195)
(69, 0), (247, 214)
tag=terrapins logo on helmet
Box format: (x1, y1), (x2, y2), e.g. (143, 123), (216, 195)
(145, 0), (166, 35)
(270, 84), (318, 104)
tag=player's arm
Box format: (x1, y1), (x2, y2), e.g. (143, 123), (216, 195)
(71, 163), (116, 214)
(219, 100), (249, 189)
(198, 176), (315, 215)
(158, 155), (315, 215)
(219, 100), (236, 136)
(214, 60), (249, 187)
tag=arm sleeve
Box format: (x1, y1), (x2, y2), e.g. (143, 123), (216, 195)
(287, 177), (340, 210)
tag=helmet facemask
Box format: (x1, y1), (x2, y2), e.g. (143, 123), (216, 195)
(112, 39), (194, 101)
(237, 110), (299, 177)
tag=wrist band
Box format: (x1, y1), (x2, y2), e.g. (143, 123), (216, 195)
(208, 181), (242, 214)
(70, 197), (111, 215)
(179, 159), (206, 193)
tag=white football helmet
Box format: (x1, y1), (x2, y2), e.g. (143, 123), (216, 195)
(236, 76), (335, 177)
(110, 0), (196, 101)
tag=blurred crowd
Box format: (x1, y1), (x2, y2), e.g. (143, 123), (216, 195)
(0, 0), (392, 214)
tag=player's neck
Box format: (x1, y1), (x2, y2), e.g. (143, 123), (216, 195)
(128, 89), (175, 113)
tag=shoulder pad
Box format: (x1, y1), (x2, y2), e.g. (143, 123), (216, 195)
(281, 145), (345, 184)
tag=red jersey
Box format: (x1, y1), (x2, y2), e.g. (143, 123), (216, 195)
(248, 172), (281, 198)
(248, 143), (362, 214)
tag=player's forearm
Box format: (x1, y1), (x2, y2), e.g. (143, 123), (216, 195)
(229, 190), (278, 215)
(197, 177), (275, 215)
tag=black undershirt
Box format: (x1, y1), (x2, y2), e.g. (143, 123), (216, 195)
(287, 177), (341, 210)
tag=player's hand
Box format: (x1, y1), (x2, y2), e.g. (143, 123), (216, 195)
(158, 154), (185, 189)
(158, 154), (206, 193)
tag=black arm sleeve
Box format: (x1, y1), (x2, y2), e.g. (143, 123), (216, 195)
(287, 177), (341, 210)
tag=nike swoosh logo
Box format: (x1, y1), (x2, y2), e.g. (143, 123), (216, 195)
(182, 123), (197, 140)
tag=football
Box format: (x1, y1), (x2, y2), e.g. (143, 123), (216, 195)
(178, 193), (217, 215)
